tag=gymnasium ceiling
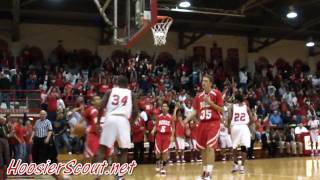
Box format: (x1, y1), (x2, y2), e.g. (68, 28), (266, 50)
(1, 0), (320, 50)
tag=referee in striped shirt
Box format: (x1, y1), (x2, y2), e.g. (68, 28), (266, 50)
(30, 110), (54, 164)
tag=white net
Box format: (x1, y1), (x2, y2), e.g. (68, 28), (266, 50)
(151, 17), (173, 46)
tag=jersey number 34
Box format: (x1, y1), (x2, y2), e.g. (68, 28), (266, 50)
(111, 95), (128, 106)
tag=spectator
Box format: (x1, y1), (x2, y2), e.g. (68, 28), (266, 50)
(0, 116), (10, 178)
(269, 111), (283, 127)
(178, 89), (187, 103)
(261, 127), (271, 157)
(139, 107), (148, 123)
(267, 82), (277, 97)
(294, 123), (308, 155)
(53, 110), (72, 154)
(180, 72), (189, 90)
(174, 106), (186, 163)
(13, 119), (26, 162)
(146, 114), (156, 162)
(131, 115), (145, 164)
(248, 121), (257, 159)
(24, 120), (33, 163)
(67, 111), (82, 153)
(47, 86), (59, 123)
(281, 128), (303, 156)
(0, 72), (11, 109)
(239, 67), (248, 91)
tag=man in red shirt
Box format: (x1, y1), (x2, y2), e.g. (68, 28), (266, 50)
(174, 106), (186, 163)
(184, 75), (223, 180)
(151, 102), (174, 175)
(131, 115), (145, 164)
(47, 87), (59, 123)
(81, 96), (101, 160)
(147, 113), (156, 161)
(14, 119), (27, 162)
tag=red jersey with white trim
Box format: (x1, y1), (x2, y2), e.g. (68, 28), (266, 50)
(82, 106), (98, 134)
(156, 113), (173, 134)
(192, 89), (224, 122)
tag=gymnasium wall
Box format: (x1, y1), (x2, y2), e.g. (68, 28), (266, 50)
(0, 23), (317, 72)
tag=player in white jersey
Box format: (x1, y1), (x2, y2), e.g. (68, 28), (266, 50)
(227, 93), (253, 174)
(308, 115), (320, 156)
(95, 75), (138, 180)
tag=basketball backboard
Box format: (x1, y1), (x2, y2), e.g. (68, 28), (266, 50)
(94, 0), (158, 48)
(115, 0), (158, 48)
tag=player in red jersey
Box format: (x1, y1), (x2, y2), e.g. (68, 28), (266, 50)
(81, 96), (101, 160)
(151, 102), (175, 175)
(184, 75), (224, 180)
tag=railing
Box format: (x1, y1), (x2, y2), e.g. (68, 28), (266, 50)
(0, 90), (41, 117)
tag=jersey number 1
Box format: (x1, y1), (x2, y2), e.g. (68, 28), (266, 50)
(111, 95), (128, 106)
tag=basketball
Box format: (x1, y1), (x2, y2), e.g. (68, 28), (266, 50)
(72, 123), (86, 137)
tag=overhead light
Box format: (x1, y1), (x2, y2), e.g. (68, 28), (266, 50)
(286, 6), (298, 19)
(179, 0), (191, 8)
(306, 37), (315, 47)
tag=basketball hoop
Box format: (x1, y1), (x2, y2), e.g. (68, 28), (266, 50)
(151, 16), (173, 46)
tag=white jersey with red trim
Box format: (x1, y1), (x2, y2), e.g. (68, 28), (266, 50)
(231, 103), (250, 126)
(106, 87), (132, 119)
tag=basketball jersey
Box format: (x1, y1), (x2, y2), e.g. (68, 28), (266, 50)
(106, 87), (132, 119)
(156, 113), (173, 134)
(193, 90), (224, 122)
(231, 103), (250, 126)
(82, 106), (98, 133)
(308, 120), (320, 130)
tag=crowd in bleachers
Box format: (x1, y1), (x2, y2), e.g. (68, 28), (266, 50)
(1, 40), (320, 168)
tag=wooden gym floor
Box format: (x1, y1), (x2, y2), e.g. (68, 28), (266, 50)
(10, 156), (318, 180)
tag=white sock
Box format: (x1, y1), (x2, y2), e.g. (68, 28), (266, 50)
(203, 166), (207, 172)
(182, 156), (185, 160)
(207, 165), (213, 173)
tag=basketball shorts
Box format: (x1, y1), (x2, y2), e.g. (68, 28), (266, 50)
(84, 132), (100, 158)
(155, 133), (171, 154)
(195, 121), (220, 150)
(175, 137), (186, 150)
(231, 125), (251, 149)
(100, 115), (131, 149)
(219, 135), (232, 149)
(310, 130), (319, 143)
